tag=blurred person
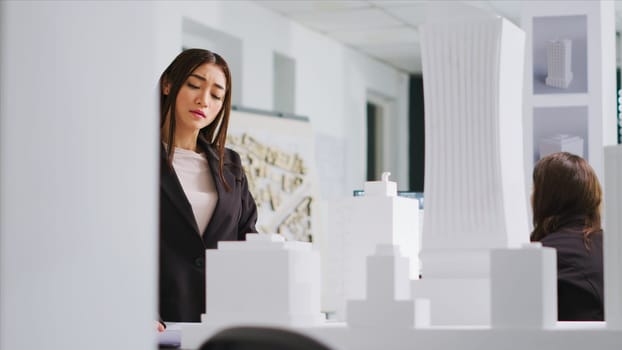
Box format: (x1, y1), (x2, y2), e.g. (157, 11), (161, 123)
(531, 152), (603, 321)
(158, 49), (258, 328)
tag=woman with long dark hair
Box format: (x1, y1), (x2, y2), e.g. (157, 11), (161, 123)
(158, 49), (257, 324)
(531, 152), (603, 321)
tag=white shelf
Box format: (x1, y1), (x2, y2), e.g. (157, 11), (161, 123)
(531, 93), (589, 107)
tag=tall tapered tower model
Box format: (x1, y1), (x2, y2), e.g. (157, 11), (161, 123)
(413, 16), (529, 325)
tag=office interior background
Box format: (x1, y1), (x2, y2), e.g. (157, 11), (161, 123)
(0, 1), (621, 349)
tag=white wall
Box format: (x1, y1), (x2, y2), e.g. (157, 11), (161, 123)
(0, 1), (159, 349)
(152, 0), (411, 196)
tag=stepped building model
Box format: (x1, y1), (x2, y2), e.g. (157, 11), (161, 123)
(346, 244), (430, 329)
(323, 172), (419, 320)
(180, 16), (622, 350)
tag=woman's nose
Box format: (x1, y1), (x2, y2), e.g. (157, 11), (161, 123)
(197, 92), (209, 107)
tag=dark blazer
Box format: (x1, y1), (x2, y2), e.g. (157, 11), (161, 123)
(159, 139), (258, 322)
(540, 218), (604, 321)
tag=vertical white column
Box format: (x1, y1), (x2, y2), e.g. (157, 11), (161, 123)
(420, 17), (528, 256)
(598, 1), (617, 149)
(604, 145), (622, 328)
(413, 17), (528, 325)
(0, 2), (159, 350)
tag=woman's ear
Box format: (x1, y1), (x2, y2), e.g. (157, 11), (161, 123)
(162, 81), (171, 96)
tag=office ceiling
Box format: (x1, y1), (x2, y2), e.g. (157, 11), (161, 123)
(256, 0), (622, 74)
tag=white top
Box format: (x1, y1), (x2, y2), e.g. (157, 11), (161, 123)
(172, 147), (218, 236)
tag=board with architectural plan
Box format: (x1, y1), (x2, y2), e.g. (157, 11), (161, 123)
(226, 108), (319, 242)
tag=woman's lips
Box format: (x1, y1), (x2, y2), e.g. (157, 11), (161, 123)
(190, 110), (206, 119)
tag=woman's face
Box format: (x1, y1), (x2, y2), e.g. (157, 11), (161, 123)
(165, 63), (227, 134)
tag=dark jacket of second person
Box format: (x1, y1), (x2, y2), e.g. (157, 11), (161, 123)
(541, 217), (604, 321)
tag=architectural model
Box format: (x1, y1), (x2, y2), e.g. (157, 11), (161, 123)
(346, 244), (430, 329)
(538, 134), (584, 159)
(227, 113), (316, 242)
(490, 243), (557, 329)
(201, 233), (323, 328)
(181, 12), (622, 350)
(323, 172), (419, 319)
(414, 15), (529, 326)
(545, 39), (573, 88)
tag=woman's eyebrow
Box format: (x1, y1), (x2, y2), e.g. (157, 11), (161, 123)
(189, 73), (206, 81)
(189, 73), (225, 90)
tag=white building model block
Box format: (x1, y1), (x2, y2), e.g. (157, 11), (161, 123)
(202, 233), (324, 327)
(604, 145), (622, 328)
(545, 39), (573, 89)
(347, 245), (430, 329)
(491, 243), (557, 329)
(323, 172), (420, 320)
(539, 134), (584, 159)
(416, 17), (529, 325)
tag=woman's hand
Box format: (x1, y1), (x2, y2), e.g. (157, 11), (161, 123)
(156, 321), (165, 332)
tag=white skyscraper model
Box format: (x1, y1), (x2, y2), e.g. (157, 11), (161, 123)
(545, 39), (573, 88)
(323, 172), (420, 320)
(416, 17), (529, 325)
